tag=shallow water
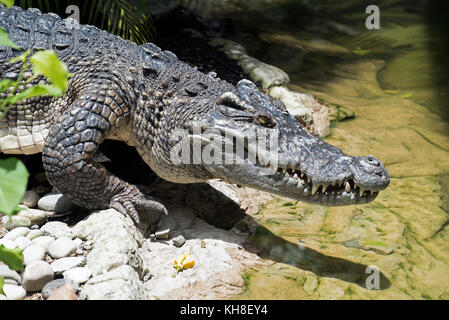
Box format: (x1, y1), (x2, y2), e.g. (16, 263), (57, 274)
(186, 0), (449, 299)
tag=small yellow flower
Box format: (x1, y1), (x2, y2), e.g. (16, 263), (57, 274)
(172, 250), (195, 277)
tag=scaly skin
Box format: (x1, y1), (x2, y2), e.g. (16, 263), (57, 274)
(0, 5), (390, 223)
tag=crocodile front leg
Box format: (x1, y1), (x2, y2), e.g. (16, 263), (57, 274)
(42, 86), (167, 223)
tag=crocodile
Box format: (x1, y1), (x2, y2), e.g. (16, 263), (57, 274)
(0, 5), (390, 223)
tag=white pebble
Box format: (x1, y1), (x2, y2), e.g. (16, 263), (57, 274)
(40, 221), (74, 239)
(0, 239), (18, 250)
(26, 229), (42, 240)
(1, 215), (31, 230)
(17, 208), (48, 226)
(0, 265), (22, 285)
(38, 193), (75, 213)
(48, 237), (76, 259)
(51, 257), (85, 275)
(22, 261), (54, 292)
(2, 284), (26, 300)
(31, 236), (55, 252)
(3, 227), (30, 241)
(63, 267), (92, 285)
(23, 245), (46, 265)
(14, 236), (31, 250)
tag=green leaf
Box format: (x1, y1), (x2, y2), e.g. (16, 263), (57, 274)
(363, 240), (388, 247)
(0, 157), (29, 215)
(0, 0), (14, 8)
(8, 49), (29, 64)
(0, 78), (13, 94)
(30, 50), (70, 93)
(0, 245), (23, 272)
(7, 84), (62, 105)
(0, 27), (19, 49)
(0, 276), (4, 295)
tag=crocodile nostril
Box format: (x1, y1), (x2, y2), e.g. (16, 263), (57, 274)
(365, 156), (381, 166)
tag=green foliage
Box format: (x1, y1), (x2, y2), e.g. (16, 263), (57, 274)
(30, 50), (71, 93)
(0, 27), (19, 50)
(17, 0), (155, 44)
(0, 245), (23, 271)
(0, 28), (70, 117)
(0, 158), (29, 215)
(0, 0), (14, 8)
(363, 240), (388, 247)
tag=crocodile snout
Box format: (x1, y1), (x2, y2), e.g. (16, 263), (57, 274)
(351, 155), (390, 191)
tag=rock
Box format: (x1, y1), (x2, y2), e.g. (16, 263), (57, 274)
(42, 279), (78, 299)
(210, 38), (290, 88)
(2, 284), (26, 300)
(0, 265), (22, 285)
(2, 227), (30, 240)
(361, 244), (394, 255)
(155, 229), (170, 239)
(26, 229), (42, 240)
(23, 245), (46, 265)
(172, 235), (185, 247)
(73, 209), (144, 276)
(40, 221), (74, 239)
(344, 240), (361, 248)
(327, 103), (355, 122)
(0, 238), (18, 249)
(17, 208), (47, 226)
(37, 193), (76, 213)
(47, 285), (77, 300)
(140, 205), (255, 300)
(50, 257), (85, 275)
(14, 236), (31, 250)
(63, 267), (92, 285)
(1, 215), (31, 230)
(80, 265), (143, 300)
(269, 86), (330, 137)
(303, 274), (319, 295)
(21, 191), (40, 208)
(73, 238), (82, 246)
(31, 236), (55, 252)
(48, 237), (76, 259)
(22, 261), (54, 292)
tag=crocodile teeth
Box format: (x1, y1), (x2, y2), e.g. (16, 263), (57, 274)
(322, 185), (329, 193)
(311, 184), (319, 195)
(293, 173), (298, 180)
(345, 181), (351, 193)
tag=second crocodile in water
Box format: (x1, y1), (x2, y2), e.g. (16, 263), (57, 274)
(0, 5), (390, 223)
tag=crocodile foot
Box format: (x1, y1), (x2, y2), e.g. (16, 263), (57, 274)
(110, 187), (168, 224)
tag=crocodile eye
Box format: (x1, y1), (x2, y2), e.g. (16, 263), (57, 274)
(256, 115), (275, 127)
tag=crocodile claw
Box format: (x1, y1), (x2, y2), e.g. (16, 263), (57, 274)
(110, 193), (168, 224)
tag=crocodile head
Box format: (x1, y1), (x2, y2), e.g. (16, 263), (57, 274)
(155, 79), (390, 206)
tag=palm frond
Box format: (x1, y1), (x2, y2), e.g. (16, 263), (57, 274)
(18, 0), (154, 44)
